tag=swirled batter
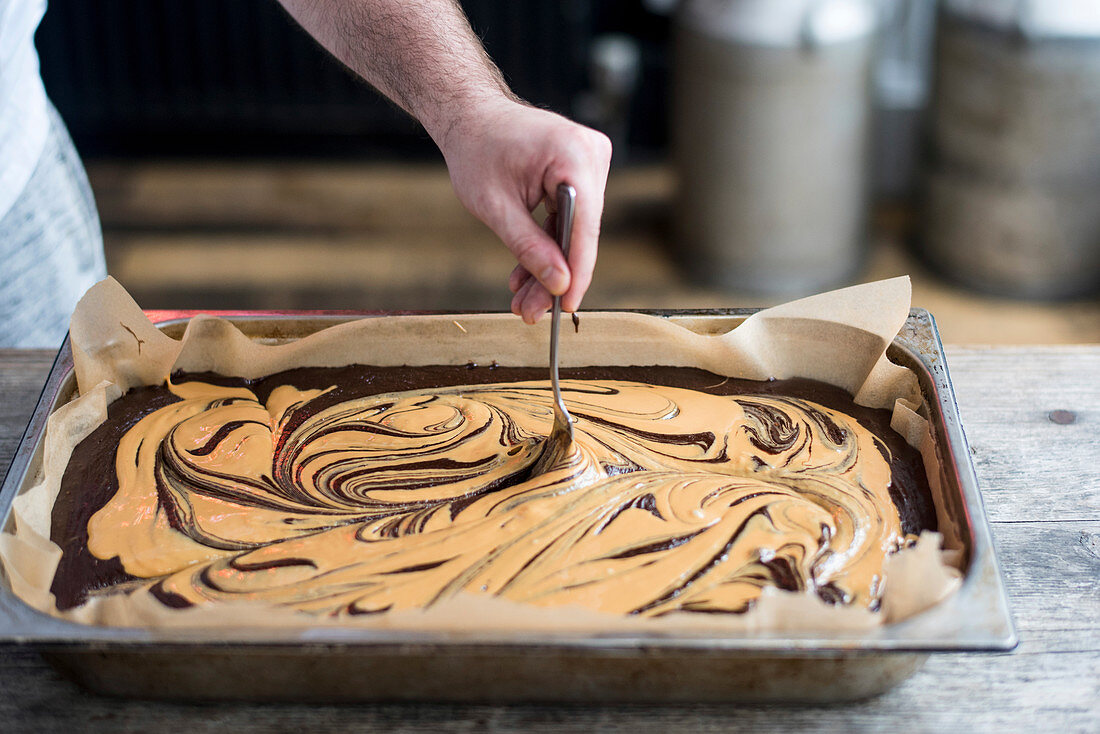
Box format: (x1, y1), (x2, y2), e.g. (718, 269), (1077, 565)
(51, 366), (933, 618)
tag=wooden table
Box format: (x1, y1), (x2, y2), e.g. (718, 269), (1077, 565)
(1, 347), (1096, 732)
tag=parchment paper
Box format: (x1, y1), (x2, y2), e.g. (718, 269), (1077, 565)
(0, 276), (961, 632)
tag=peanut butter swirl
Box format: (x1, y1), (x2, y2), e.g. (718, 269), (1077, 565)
(79, 374), (916, 618)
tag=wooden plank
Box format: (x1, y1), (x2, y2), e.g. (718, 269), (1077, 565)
(947, 346), (1100, 522)
(103, 223), (1100, 342)
(991, 521), (1100, 635)
(89, 160), (1100, 345)
(0, 350), (53, 484)
(88, 161), (481, 233)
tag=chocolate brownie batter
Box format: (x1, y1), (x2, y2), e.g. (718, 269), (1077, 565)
(51, 365), (933, 615)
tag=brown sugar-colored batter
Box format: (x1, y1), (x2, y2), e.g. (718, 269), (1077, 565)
(51, 365), (934, 618)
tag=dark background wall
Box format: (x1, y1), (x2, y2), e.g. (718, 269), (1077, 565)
(36, 0), (670, 159)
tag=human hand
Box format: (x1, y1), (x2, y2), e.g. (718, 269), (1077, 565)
(438, 98), (612, 323)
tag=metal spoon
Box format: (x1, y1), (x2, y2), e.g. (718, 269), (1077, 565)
(531, 183), (576, 473)
(549, 183), (576, 442)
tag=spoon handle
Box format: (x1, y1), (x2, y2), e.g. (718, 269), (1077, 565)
(549, 183), (576, 441)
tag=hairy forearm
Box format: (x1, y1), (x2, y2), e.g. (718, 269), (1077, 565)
(280, 0), (612, 320)
(278, 0), (518, 147)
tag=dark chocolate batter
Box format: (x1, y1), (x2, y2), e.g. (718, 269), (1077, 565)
(51, 365), (933, 611)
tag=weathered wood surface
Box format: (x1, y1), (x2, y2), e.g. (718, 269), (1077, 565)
(89, 162), (1100, 345)
(0, 350), (54, 475)
(0, 346), (1097, 733)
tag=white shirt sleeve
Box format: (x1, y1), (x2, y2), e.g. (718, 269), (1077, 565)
(0, 0), (51, 220)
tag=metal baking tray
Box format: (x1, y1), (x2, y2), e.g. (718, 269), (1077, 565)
(0, 308), (1016, 703)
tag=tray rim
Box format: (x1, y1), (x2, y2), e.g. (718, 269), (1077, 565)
(0, 308), (1017, 653)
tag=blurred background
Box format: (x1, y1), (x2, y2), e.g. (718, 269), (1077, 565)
(36, 0), (1099, 343)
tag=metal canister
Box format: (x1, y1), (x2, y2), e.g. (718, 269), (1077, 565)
(672, 0), (878, 295)
(923, 0), (1100, 299)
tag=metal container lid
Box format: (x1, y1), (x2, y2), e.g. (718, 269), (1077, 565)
(943, 0), (1100, 40)
(678, 0), (878, 48)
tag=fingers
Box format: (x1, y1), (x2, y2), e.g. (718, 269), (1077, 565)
(510, 276), (535, 317)
(560, 184), (601, 313)
(510, 274), (553, 324)
(508, 263), (531, 294)
(489, 195), (571, 298)
(542, 131), (612, 313)
(507, 127), (611, 321)
(443, 101), (611, 323)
